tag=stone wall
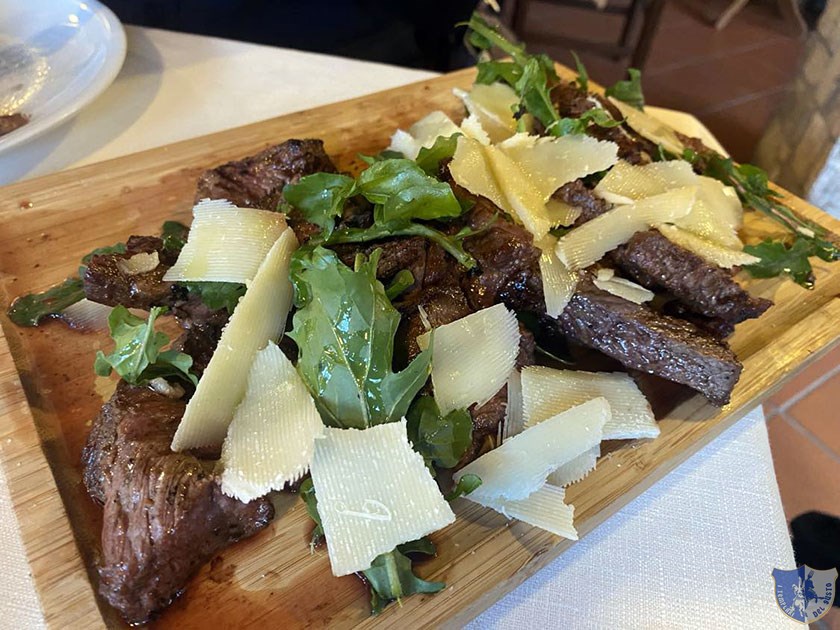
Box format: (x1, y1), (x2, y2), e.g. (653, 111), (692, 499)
(754, 0), (840, 208)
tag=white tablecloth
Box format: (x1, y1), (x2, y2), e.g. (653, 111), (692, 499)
(0, 26), (797, 629)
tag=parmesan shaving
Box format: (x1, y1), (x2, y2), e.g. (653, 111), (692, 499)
(497, 133), (619, 200)
(484, 144), (552, 240)
(388, 111), (461, 160)
(171, 228), (298, 451)
(546, 198), (582, 227)
(455, 398), (609, 502)
(310, 420), (455, 576)
(657, 224), (760, 268)
(609, 97), (685, 156)
(426, 303), (520, 415)
(522, 366), (659, 440)
(454, 83), (520, 144)
(116, 251), (160, 276)
(548, 445), (600, 487)
(537, 235), (578, 317)
(163, 199), (287, 283)
(593, 268), (654, 304)
(449, 136), (506, 208)
(469, 484), (578, 540)
(502, 369), (524, 442)
(220, 342), (324, 502)
(555, 186), (697, 270)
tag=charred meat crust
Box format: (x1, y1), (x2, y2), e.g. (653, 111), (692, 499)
(558, 179), (773, 325)
(558, 275), (742, 406)
(611, 230), (772, 324)
(83, 235), (179, 310)
(195, 138), (337, 209)
(84, 383), (273, 625)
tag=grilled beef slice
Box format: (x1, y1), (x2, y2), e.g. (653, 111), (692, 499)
(195, 138), (336, 208)
(558, 180), (772, 324)
(445, 197), (743, 405)
(83, 383), (273, 624)
(611, 230), (772, 324)
(558, 275), (742, 405)
(83, 235), (178, 310)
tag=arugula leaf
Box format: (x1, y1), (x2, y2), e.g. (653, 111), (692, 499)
(414, 134), (461, 176)
(9, 239), (132, 327)
(554, 107), (621, 136)
(363, 547), (444, 615)
(605, 68), (645, 110)
(385, 269), (415, 301)
(325, 221), (478, 270)
(161, 220), (189, 254)
(571, 51), (588, 92)
(406, 396), (472, 471)
(298, 477), (324, 548)
(359, 149), (405, 164)
(282, 173), (357, 238)
(94, 305), (197, 385)
(475, 60), (523, 86)
(289, 246), (432, 429)
(743, 238), (826, 288)
(7, 277), (86, 326)
(682, 148), (840, 287)
(81, 242), (127, 265)
(357, 159), (462, 223)
(182, 281), (246, 314)
(445, 473), (482, 501)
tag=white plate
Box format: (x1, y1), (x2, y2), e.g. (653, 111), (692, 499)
(0, 0), (126, 153)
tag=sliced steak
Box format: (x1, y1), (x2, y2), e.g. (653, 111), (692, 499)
(83, 235), (177, 310)
(84, 383), (273, 624)
(195, 138), (336, 208)
(559, 180), (772, 324)
(557, 275), (742, 405)
(460, 200), (543, 312)
(611, 230), (772, 323)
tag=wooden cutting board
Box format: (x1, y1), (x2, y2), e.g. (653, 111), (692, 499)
(1, 66), (839, 629)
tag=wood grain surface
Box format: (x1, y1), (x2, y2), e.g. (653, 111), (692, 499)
(1, 66), (839, 629)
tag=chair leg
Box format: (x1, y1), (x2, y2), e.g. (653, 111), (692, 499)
(714, 0), (751, 30)
(619, 0), (645, 50)
(630, 0), (666, 70)
(511, 0), (530, 34)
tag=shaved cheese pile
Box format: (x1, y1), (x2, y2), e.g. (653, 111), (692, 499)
(522, 365), (659, 440)
(609, 97), (685, 156)
(453, 82), (522, 143)
(657, 224), (760, 268)
(593, 268), (654, 304)
(595, 160), (744, 249)
(455, 398), (609, 539)
(449, 133), (618, 240)
(163, 199), (288, 283)
(457, 397), (609, 502)
(497, 133), (618, 201)
(310, 420), (455, 576)
(548, 445), (601, 487)
(537, 235), (578, 317)
(388, 111), (462, 160)
(220, 342), (324, 502)
(555, 186), (697, 270)
(171, 228), (298, 451)
(421, 303), (520, 415)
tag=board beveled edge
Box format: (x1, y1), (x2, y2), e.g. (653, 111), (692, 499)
(0, 321), (105, 629)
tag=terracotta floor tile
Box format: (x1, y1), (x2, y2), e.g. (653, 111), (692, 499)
(768, 343), (840, 410)
(767, 415), (840, 520)
(787, 372), (840, 459)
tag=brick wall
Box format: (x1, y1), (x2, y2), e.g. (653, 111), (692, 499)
(754, 0), (840, 200)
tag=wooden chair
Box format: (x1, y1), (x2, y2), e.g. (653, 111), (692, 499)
(500, 0), (667, 70)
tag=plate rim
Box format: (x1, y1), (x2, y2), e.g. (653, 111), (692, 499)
(0, 0), (127, 154)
